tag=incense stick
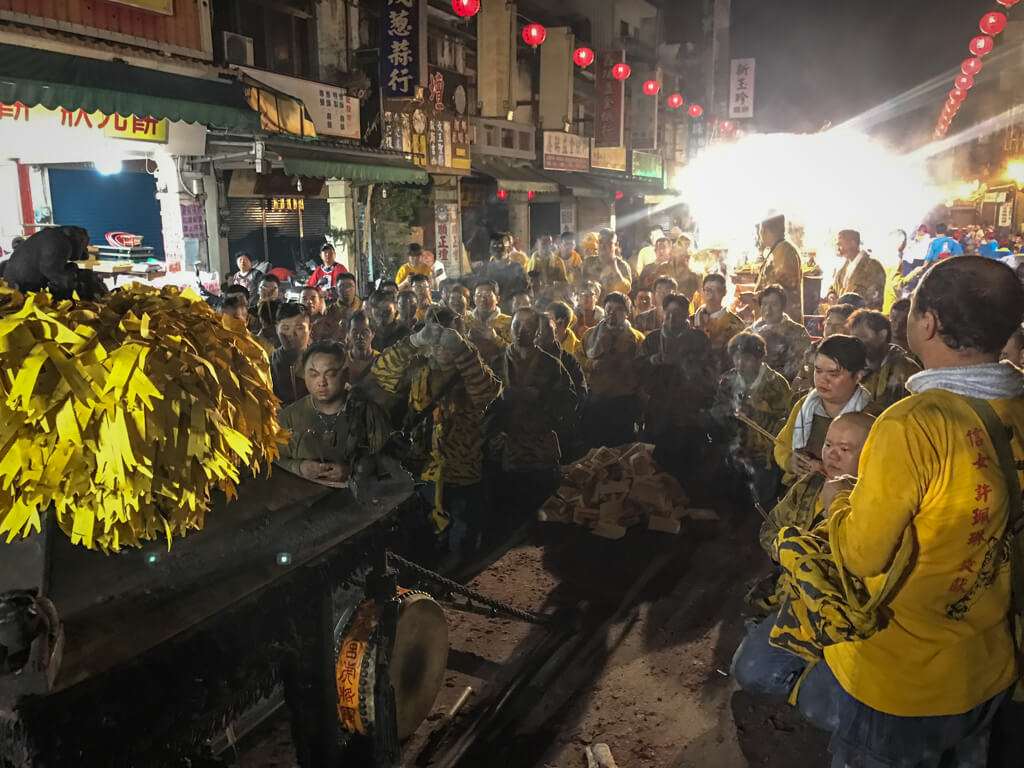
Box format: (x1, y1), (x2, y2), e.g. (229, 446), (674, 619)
(754, 502), (778, 531)
(733, 410), (786, 446)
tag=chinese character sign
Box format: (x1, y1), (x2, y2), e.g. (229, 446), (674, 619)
(594, 51), (625, 148)
(382, 0), (423, 98)
(729, 58), (756, 120)
(543, 131), (589, 172)
(0, 102), (168, 141)
(631, 71), (659, 151)
(435, 204), (460, 265)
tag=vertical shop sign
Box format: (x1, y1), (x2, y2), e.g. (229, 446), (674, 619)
(630, 71), (659, 150)
(560, 202), (576, 234)
(435, 203), (460, 263)
(382, 0), (423, 98)
(729, 58), (756, 119)
(594, 50), (625, 148)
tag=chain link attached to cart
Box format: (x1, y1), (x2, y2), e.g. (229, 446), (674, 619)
(385, 551), (549, 625)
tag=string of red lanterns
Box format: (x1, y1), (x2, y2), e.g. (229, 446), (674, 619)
(934, 6), (1016, 140)
(454, 7), (712, 128)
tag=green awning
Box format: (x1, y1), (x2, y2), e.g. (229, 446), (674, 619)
(471, 159), (559, 193)
(280, 149), (430, 185)
(0, 43), (259, 131)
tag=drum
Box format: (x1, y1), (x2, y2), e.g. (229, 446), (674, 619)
(335, 590), (448, 739)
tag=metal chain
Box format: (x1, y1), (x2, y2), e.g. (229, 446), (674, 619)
(385, 551), (549, 625)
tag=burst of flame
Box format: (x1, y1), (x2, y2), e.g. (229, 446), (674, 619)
(672, 130), (946, 279)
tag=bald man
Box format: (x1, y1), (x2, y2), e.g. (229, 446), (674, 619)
(735, 412), (875, 700)
(757, 412), (874, 554)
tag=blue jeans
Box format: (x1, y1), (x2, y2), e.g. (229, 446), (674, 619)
(419, 482), (483, 559)
(730, 612), (1007, 766)
(730, 611), (840, 731)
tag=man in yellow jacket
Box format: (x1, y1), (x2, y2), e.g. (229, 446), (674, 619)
(755, 215), (803, 323)
(739, 256), (1024, 766)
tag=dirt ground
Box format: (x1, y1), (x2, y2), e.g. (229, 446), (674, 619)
(236, 498), (830, 767)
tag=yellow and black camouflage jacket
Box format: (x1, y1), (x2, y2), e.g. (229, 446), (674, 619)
(372, 336), (501, 486)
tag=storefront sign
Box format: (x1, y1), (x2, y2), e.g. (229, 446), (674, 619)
(594, 50), (625, 148)
(591, 144), (627, 173)
(543, 131), (589, 172)
(180, 204), (206, 240)
(560, 202), (576, 234)
(383, 97), (469, 175)
(999, 202), (1014, 227)
(241, 68), (360, 139)
(0, 102), (168, 142)
(381, 0), (424, 99)
(729, 58), (756, 119)
(631, 150), (663, 180)
(427, 69), (470, 171)
(108, 0), (173, 14)
(268, 198), (305, 212)
(631, 71), (659, 151)
(985, 191), (1008, 203)
(434, 203), (461, 264)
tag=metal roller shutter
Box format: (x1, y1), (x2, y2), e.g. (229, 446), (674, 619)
(48, 168), (164, 258)
(226, 198), (331, 269)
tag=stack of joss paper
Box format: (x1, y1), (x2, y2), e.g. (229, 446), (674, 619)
(538, 443), (691, 538)
(0, 282), (286, 551)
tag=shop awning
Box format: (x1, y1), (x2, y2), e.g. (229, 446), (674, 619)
(275, 142), (429, 185)
(209, 134), (430, 185)
(472, 159), (559, 193)
(539, 170), (614, 198)
(0, 43), (259, 131)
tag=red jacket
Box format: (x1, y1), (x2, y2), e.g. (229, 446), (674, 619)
(307, 263), (348, 287)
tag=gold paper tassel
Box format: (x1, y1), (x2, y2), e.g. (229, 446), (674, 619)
(0, 281), (287, 551)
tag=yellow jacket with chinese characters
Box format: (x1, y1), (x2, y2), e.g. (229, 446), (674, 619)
(826, 387), (1024, 716)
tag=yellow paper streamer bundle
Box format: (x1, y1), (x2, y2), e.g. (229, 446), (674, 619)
(0, 281), (286, 551)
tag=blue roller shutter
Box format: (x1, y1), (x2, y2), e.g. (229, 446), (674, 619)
(48, 168), (164, 258)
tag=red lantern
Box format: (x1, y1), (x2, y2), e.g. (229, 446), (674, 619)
(950, 88), (967, 102)
(980, 12), (1007, 36)
(642, 80), (660, 95)
(969, 35), (995, 56)
(451, 0), (480, 17)
(527, 190), (535, 200)
(523, 23), (546, 46)
(667, 93), (684, 108)
(612, 62), (631, 80)
(997, 0), (1021, 6)
(688, 103), (703, 118)
(955, 73), (975, 90)
(496, 189), (508, 200)
(614, 190), (624, 200)
(573, 47), (594, 67)
(721, 120), (734, 132)
(962, 57), (984, 76)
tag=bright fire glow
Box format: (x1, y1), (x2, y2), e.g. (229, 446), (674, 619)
(671, 130), (944, 277)
(1007, 161), (1024, 186)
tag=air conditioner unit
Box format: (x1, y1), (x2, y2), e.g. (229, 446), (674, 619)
(222, 31), (254, 66)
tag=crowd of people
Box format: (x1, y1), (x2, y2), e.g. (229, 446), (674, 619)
(218, 215), (1024, 767)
